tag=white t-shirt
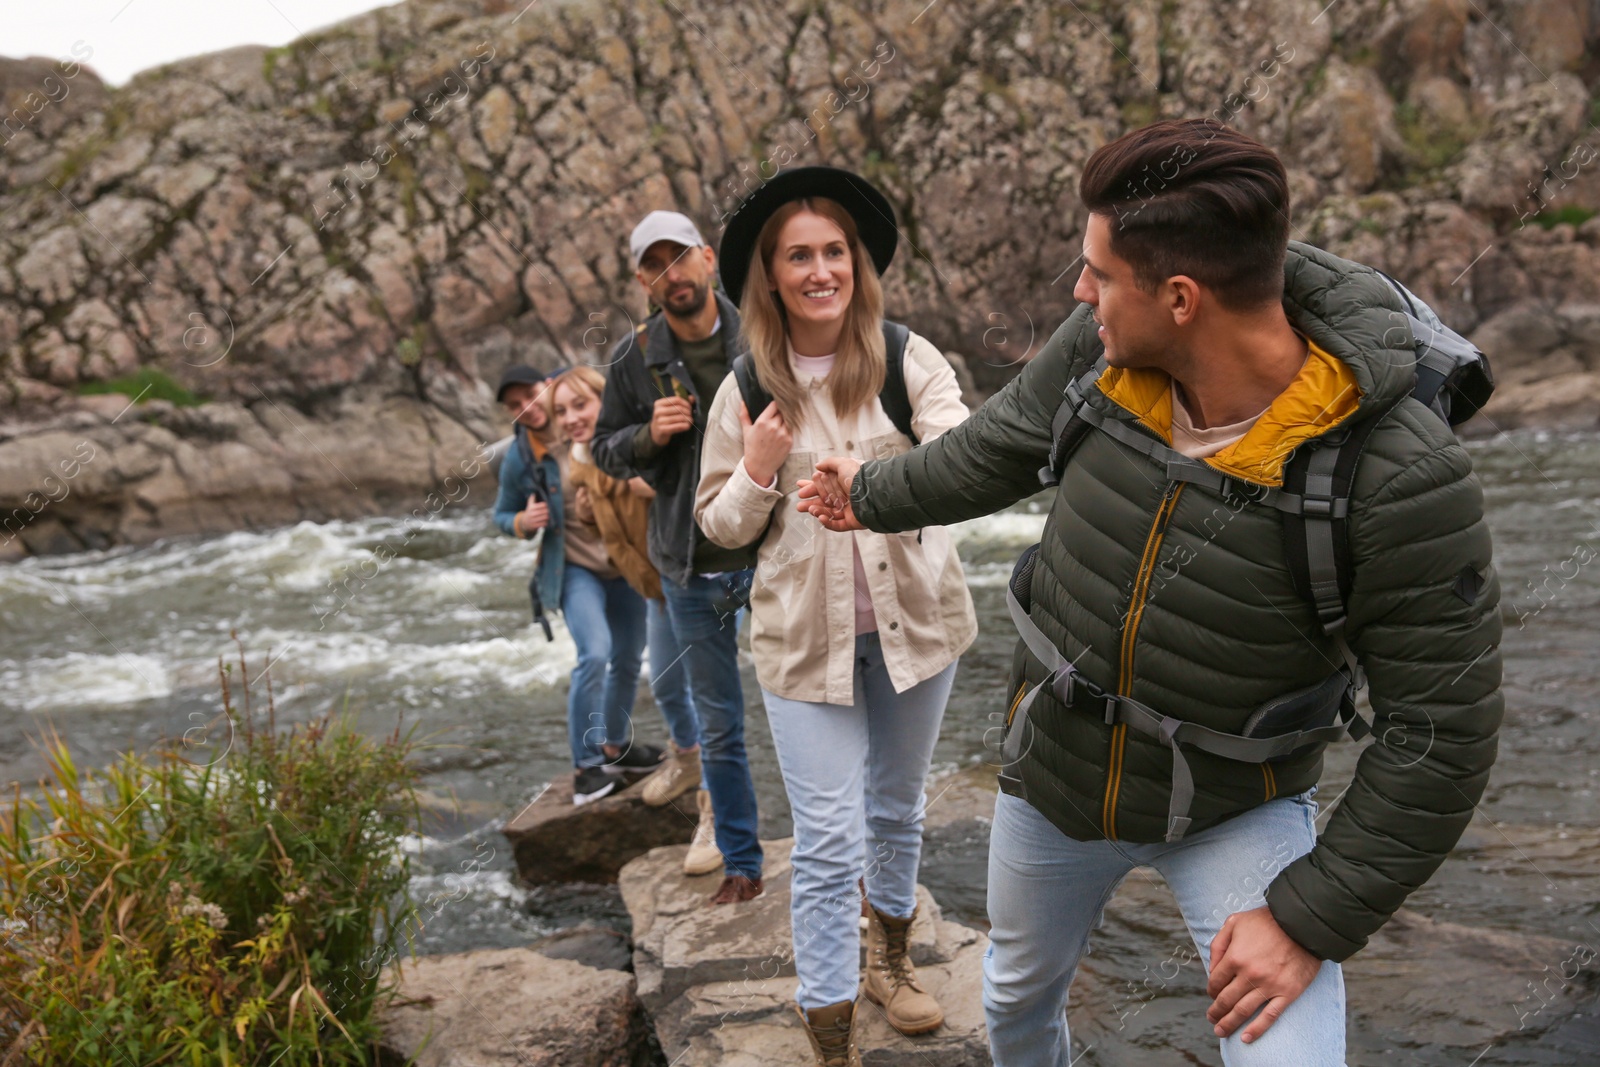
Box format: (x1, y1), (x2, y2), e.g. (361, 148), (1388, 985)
(1169, 384), (1267, 460)
(788, 347), (878, 634)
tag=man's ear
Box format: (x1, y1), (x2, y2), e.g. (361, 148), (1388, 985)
(1167, 275), (1202, 328)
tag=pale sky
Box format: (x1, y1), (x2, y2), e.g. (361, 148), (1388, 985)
(6, 0), (401, 86)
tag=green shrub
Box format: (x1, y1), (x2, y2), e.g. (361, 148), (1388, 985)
(77, 367), (203, 407)
(0, 652), (421, 1065)
(1531, 205), (1597, 229)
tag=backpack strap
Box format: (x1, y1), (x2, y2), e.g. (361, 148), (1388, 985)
(731, 352), (770, 421)
(1038, 360), (1106, 487)
(879, 320), (918, 446)
(1003, 545), (1363, 841)
(1280, 410), (1392, 695)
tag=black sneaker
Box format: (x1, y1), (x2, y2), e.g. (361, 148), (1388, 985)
(572, 766), (618, 806)
(601, 742), (665, 773)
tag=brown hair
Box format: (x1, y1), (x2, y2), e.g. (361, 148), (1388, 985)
(738, 197), (886, 428)
(1079, 119), (1290, 310)
(545, 364), (606, 420)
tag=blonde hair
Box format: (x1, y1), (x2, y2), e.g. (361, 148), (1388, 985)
(545, 364), (607, 420)
(738, 198), (886, 429)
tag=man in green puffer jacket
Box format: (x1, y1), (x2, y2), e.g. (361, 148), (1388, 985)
(799, 120), (1502, 1066)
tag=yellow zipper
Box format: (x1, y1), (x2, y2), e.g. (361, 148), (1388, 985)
(1006, 681), (1027, 727)
(1103, 482), (1184, 840)
(1261, 762), (1277, 801)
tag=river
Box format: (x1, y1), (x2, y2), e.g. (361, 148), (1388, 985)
(3, 429), (1596, 1064)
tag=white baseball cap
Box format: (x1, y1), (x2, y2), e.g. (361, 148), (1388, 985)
(629, 211), (707, 270)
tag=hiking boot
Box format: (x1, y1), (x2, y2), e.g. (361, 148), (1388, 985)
(571, 766), (617, 806)
(601, 741), (664, 774)
(796, 999), (861, 1067)
(863, 904), (943, 1034)
(683, 789), (723, 876)
(640, 742), (700, 806)
(709, 874), (763, 905)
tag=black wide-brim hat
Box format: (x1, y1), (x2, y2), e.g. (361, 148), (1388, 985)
(717, 166), (898, 307)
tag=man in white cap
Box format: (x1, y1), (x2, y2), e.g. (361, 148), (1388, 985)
(591, 210), (766, 905)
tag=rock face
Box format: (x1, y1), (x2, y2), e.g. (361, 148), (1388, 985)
(503, 769), (699, 886)
(619, 838), (990, 1066)
(4, 0), (1600, 553)
(378, 947), (654, 1067)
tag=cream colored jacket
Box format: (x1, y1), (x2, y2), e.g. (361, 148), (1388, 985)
(694, 331), (978, 704)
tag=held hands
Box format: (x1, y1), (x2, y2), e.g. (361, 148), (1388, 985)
(519, 493), (551, 534)
(1205, 906), (1322, 1044)
(738, 402), (793, 488)
(649, 395), (695, 446)
(796, 457), (865, 532)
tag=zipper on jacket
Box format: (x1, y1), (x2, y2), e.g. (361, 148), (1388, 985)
(1103, 481), (1184, 840)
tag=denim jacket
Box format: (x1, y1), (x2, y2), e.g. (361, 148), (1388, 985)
(493, 424), (566, 612)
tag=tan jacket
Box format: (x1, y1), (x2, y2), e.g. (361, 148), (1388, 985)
(695, 331), (977, 704)
(569, 444), (661, 600)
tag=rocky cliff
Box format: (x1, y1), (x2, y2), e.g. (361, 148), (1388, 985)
(2, 0), (1598, 554)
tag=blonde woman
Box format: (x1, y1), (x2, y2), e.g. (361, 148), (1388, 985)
(694, 168), (977, 1066)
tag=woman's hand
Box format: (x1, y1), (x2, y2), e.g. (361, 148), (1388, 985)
(739, 402), (793, 488)
(627, 476), (655, 500)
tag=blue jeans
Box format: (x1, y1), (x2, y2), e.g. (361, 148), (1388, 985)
(763, 633), (957, 1009)
(660, 570), (763, 880)
(561, 564), (646, 769)
(647, 597), (698, 751)
(983, 788), (1347, 1067)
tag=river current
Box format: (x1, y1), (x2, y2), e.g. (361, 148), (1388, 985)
(2, 430), (1596, 1064)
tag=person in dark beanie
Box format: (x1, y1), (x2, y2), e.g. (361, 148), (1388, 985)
(800, 120), (1502, 1066)
(492, 363), (668, 804)
(590, 211), (765, 904)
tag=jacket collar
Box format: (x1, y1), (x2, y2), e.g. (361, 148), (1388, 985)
(1097, 340), (1362, 486)
(642, 289), (743, 371)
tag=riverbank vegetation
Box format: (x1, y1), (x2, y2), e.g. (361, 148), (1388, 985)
(0, 650), (421, 1065)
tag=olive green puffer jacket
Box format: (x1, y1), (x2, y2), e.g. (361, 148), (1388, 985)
(852, 242), (1503, 963)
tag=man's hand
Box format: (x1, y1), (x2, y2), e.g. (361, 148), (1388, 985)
(1206, 906), (1322, 1044)
(796, 457), (865, 532)
(739, 402), (793, 488)
(519, 493), (551, 535)
(649, 396), (695, 446)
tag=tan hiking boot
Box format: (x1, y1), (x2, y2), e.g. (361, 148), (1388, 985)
(796, 999), (861, 1067)
(863, 904), (943, 1034)
(640, 741), (700, 807)
(683, 789), (723, 876)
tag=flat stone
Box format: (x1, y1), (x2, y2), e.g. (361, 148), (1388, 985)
(621, 838), (989, 1065)
(503, 769), (697, 886)
(378, 947), (651, 1067)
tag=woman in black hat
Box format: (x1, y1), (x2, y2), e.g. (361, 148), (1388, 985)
(694, 168), (978, 1065)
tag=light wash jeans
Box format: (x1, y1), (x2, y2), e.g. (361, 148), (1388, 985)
(661, 570), (763, 879)
(646, 596), (698, 751)
(984, 788), (1346, 1067)
(763, 632), (959, 1009)
(561, 563), (644, 768)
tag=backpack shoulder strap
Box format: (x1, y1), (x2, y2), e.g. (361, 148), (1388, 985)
(1038, 358), (1106, 487)
(731, 352), (771, 422)
(879, 320), (918, 446)
(1280, 408), (1392, 691)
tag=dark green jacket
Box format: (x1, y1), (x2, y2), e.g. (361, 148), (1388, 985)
(852, 242), (1503, 962)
